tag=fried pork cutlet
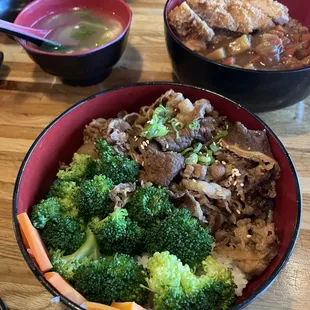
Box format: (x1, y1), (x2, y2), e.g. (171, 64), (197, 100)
(246, 0), (289, 25)
(186, 0), (288, 34)
(168, 2), (215, 42)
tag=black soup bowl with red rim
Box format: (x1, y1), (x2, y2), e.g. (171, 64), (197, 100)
(14, 0), (132, 86)
(164, 0), (310, 112)
(13, 83), (301, 309)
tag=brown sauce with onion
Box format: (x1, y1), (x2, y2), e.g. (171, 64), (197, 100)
(186, 19), (310, 70)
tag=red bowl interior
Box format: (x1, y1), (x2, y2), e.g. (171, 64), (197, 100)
(165, 0), (310, 28)
(14, 0), (132, 56)
(13, 83), (301, 309)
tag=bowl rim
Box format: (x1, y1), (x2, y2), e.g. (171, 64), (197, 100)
(163, 0), (310, 74)
(12, 81), (302, 310)
(14, 0), (132, 57)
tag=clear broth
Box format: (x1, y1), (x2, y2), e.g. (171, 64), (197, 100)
(31, 8), (124, 53)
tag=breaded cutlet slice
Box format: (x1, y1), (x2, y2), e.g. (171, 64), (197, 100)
(227, 2), (274, 33)
(187, 0), (238, 31)
(168, 2), (215, 41)
(246, 0), (289, 25)
(187, 0), (275, 33)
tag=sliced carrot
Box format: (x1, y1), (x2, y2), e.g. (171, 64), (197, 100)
(82, 301), (118, 310)
(275, 25), (286, 33)
(44, 272), (86, 305)
(17, 212), (52, 272)
(111, 302), (147, 310)
(251, 55), (261, 64)
(284, 47), (297, 57)
(83, 302), (118, 309)
(301, 34), (310, 42)
(222, 56), (236, 65)
(20, 227), (30, 248)
(267, 30), (284, 38)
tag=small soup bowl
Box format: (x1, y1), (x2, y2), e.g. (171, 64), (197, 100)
(14, 0), (132, 86)
(13, 82), (301, 309)
(164, 0), (310, 112)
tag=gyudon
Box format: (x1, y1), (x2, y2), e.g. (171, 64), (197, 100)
(27, 90), (280, 309)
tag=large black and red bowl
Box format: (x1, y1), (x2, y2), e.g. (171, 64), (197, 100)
(13, 0), (132, 86)
(12, 83), (301, 309)
(164, 0), (310, 112)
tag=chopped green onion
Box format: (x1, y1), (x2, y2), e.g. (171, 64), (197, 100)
(214, 130), (228, 141)
(140, 105), (173, 140)
(210, 143), (220, 152)
(207, 150), (213, 157)
(185, 153), (198, 165)
(181, 147), (193, 156)
(153, 104), (173, 122)
(170, 118), (184, 139)
(198, 154), (214, 166)
(189, 119), (200, 130)
(193, 143), (203, 153)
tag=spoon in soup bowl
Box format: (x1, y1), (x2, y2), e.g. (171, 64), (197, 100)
(0, 19), (68, 49)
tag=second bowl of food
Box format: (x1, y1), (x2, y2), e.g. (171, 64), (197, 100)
(14, 0), (132, 86)
(164, 0), (310, 112)
(13, 82), (301, 310)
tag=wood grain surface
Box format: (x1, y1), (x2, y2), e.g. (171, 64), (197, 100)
(0, 0), (309, 309)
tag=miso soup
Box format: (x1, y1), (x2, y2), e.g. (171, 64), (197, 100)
(31, 8), (124, 53)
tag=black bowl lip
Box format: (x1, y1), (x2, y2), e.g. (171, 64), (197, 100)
(14, 0), (132, 57)
(163, 0), (310, 75)
(12, 81), (302, 310)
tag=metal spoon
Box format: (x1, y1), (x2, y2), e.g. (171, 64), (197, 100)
(0, 19), (62, 48)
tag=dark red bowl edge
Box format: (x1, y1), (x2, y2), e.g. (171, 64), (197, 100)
(14, 0), (133, 57)
(12, 81), (302, 310)
(163, 0), (310, 75)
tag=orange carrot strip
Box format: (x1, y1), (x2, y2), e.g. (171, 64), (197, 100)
(44, 272), (86, 306)
(82, 301), (118, 310)
(111, 302), (147, 310)
(284, 47), (297, 57)
(17, 212), (52, 272)
(275, 25), (286, 33)
(301, 34), (310, 42)
(222, 57), (236, 65)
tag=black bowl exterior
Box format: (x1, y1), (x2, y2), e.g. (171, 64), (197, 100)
(22, 27), (130, 86)
(164, 11), (310, 112)
(0, 52), (3, 67)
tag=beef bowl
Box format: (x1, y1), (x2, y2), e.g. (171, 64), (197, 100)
(14, 0), (132, 86)
(164, 0), (310, 112)
(13, 83), (301, 309)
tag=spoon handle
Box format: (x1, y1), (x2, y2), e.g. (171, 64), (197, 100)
(0, 19), (58, 46)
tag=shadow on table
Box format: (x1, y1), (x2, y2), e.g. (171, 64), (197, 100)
(99, 43), (143, 90)
(23, 43), (143, 104)
(0, 64), (11, 83)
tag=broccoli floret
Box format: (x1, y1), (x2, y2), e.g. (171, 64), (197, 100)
(74, 254), (148, 305)
(41, 215), (86, 255)
(201, 256), (236, 310)
(31, 197), (62, 229)
(57, 153), (96, 182)
(145, 209), (214, 267)
(78, 175), (114, 218)
(50, 227), (100, 282)
(95, 139), (139, 184)
(146, 252), (221, 310)
(48, 179), (80, 217)
(89, 208), (144, 255)
(127, 186), (174, 227)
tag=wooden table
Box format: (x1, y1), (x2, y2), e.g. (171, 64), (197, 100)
(0, 0), (309, 309)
